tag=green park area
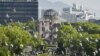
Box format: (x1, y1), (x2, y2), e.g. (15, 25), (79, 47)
(0, 21), (100, 56)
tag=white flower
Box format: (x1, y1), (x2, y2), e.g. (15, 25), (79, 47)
(99, 49), (100, 51)
(11, 44), (13, 47)
(93, 52), (96, 56)
(20, 44), (23, 48)
(95, 39), (98, 42)
(86, 38), (89, 41)
(79, 26), (83, 31)
(80, 42), (82, 46)
(80, 33), (83, 37)
(5, 42), (8, 46)
(34, 34), (37, 38)
(95, 50), (98, 53)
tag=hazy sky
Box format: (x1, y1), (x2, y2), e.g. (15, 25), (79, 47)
(49, 0), (99, 9)
(48, 0), (100, 17)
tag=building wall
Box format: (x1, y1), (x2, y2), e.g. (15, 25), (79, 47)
(0, 0), (38, 24)
(0, 0), (38, 2)
(62, 4), (95, 23)
(62, 12), (77, 23)
(39, 18), (60, 44)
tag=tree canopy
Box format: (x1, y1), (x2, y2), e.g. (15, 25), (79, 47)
(57, 22), (100, 56)
(0, 21), (45, 56)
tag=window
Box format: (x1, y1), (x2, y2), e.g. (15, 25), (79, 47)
(27, 0), (31, 2)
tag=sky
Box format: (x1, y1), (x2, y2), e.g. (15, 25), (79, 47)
(48, 0), (100, 18)
(49, 0), (99, 9)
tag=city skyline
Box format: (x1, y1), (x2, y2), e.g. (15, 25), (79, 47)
(40, 0), (100, 18)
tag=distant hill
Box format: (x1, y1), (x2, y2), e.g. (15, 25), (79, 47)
(38, 0), (70, 12)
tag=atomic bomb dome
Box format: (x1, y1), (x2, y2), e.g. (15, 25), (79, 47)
(43, 9), (59, 19)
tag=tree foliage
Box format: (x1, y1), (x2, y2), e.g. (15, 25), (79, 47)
(57, 22), (100, 56)
(0, 21), (44, 56)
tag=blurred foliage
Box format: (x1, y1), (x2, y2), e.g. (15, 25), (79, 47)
(0, 21), (46, 56)
(0, 21), (100, 56)
(37, 53), (48, 56)
(0, 46), (10, 56)
(57, 22), (100, 56)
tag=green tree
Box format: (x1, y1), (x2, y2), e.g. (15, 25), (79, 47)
(57, 22), (100, 56)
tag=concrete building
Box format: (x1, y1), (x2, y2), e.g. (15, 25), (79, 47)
(38, 9), (65, 45)
(0, 0), (38, 24)
(62, 3), (95, 23)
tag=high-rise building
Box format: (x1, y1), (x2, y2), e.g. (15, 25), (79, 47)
(0, 0), (38, 24)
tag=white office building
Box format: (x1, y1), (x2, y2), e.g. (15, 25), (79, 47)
(62, 3), (95, 23)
